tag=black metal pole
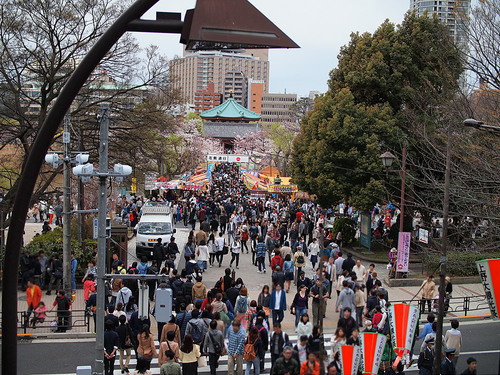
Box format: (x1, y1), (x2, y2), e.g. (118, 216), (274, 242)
(1, 1), (159, 373)
(433, 133), (451, 375)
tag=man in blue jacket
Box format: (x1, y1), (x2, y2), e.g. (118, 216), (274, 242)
(269, 283), (287, 325)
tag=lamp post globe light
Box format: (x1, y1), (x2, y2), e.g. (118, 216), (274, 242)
(2, 1), (298, 373)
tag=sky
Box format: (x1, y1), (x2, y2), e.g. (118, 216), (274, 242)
(133, 1), (412, 98)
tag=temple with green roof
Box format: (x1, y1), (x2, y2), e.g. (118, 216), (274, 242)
(200, 97), (262, 152)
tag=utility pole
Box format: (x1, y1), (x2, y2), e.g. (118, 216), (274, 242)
(62, 116), (73, 297)
(433, 132), (452, 375)
(77, 118), (86, 254)
(95, 103), (110, 374)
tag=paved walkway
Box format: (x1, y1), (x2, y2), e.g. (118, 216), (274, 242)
(11, 221), (489, 337)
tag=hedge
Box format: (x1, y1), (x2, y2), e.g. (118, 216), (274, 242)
(425, 251), (500, 276)
(24, 227), (97, 276)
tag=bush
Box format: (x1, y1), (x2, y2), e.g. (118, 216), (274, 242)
(426, 251), (500, 276)
(25, 227), (97, 276)
(332, 218), (356, 244)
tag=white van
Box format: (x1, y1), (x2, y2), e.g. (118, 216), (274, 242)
(135, 203), (176, 259)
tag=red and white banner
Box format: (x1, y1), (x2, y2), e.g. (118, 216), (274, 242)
(339, 345), (361, 375)
(397, 232), (411, 272)
(476, 259), (500, 320)
(360, 332), (386, 375)
(388, 303), (419, 359)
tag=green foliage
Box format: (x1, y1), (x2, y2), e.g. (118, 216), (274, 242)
(24, 227), (97, 275)
(291, 13), (462, 211)
(426, 252), (500, 277)
(332, 218), (356, 244)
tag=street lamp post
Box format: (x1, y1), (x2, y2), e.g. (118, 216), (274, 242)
(1, 1), (298, 373)
(380, 145), (407, 234)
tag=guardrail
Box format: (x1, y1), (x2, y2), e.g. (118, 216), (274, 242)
(0, 309), (92, 335)
(391, 295), (490, 319)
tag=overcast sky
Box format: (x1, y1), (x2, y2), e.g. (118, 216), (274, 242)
(134, 1), (413, 97)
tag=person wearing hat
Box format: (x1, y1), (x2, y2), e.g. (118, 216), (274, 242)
(441, 348), (457, 375)
(460, 357), (477, 375)
(417, 337), (435, 375)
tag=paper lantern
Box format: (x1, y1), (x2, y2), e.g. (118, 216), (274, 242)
(339, 345), (362, 375)
(360, 332), (387, 375)
(388, 303), (419, 360)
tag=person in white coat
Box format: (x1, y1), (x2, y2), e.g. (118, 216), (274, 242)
(196, 240), (209, 272)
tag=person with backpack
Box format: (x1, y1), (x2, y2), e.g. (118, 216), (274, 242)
(235, 287), (251, 330)
(185, 309), (208, 347)
(117, 315), (134, 374)
(270, 322), (291, 372)
(255, 236), (267, 273)
(244, 326), (264, 375)
(203, 319), (225, 375)
(293, 246), (306, 285)
(228, 318), (246, 375)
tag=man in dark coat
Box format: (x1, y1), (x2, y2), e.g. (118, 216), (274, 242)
(418, 337), (435, 375)
(342, 253), (355, 273)
(441, 348), (457, 375)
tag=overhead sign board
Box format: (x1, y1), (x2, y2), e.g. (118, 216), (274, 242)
(267, 184), (298, 193)
(206, 154), (249, 163)
(144, 173), (157, 190)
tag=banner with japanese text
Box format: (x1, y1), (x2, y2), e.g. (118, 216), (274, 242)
(476, 259), (500, 320)
(339, 345), (361, 375)
(388, 303), (419, 358)
(360, 332), (386, 375)
(397, 232), (411, 272)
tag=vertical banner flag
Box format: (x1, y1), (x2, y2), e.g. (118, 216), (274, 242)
(340, 345), (362, 375)
(206, 162), (215, 182)
(388, 303), (419, 362)
(397, 232), (411, 272)
(476, 259), (500, 320)
(360, 332), (387, 375)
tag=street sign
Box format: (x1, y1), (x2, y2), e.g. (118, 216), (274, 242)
(206, 154), (249, 163)
(418, 228), (429, 244)
(62, 131), (70, 144)
(93, 218), (98, 239)
(144, 173), (157, 190)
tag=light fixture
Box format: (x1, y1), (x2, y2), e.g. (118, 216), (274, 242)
(380, 151), (396, 169)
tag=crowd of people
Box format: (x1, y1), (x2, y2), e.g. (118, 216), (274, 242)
(22, 164), (477, 375)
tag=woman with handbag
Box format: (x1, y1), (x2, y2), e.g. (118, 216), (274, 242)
(159, 330), (180, 366)
(179, 334), (201, 375)
(117, 315), (134, 374)
(136, 324), (157, 369)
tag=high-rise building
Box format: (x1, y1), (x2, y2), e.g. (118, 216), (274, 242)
(170, 50), (269, 105)
(224, 71), (248, 107)
(409, 0), (471, 46)
(194, 83), (222, 114)
(261, 93), (297, 124)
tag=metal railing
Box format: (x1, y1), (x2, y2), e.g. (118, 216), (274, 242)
(0, 309), (92, 335)
(390, 295), (489, 319)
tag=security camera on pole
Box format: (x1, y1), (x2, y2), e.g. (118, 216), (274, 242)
(45, 116), (90, 299)
(72, 103), (132, 373)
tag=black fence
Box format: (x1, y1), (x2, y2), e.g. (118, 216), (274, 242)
(0, 309), (92, 335)
(391, 295), (490, 319)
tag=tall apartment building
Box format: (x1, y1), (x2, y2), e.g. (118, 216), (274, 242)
(194, 83), (222, 114)
(224, 71), (248, 107)
(261, 93), (297, 124)
(409, 0), (471, 46)
(169, 50), (269, 105)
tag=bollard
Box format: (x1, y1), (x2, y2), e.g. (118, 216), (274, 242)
(76, 365), (92, 375)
